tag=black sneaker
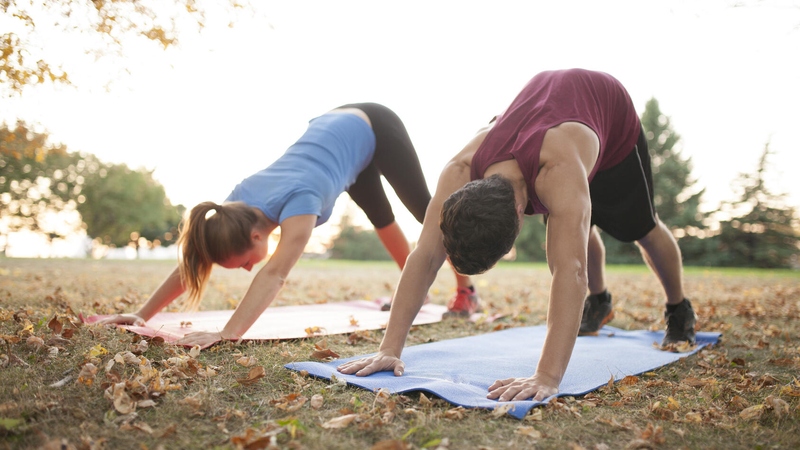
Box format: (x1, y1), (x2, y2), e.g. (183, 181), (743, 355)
(662, 299), (697, 346)
(578, 291), (614, 336)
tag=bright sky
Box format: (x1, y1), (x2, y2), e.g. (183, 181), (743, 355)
(4, 0), (800, 246)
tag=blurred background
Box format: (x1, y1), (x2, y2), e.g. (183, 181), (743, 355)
(1, 0), (798, 268)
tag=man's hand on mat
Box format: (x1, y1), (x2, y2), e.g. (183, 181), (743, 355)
(96, 313), (146, 327)
(178, 331), (222, 347)
(486, 375), (559, 402)
(336, 352), (405, 377)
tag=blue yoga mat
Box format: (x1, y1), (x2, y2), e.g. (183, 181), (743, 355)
(286, 326), (721, 419)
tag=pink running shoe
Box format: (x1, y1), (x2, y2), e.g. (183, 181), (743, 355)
(443, 287), (482, 319)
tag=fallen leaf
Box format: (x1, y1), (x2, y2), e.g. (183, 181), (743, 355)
(349, 315), (359, 326)
(764, 395), (789, 418)
(236, 355), (257, 367)
(26, 335), (45, 350)
(310, 394), (324, 410)
(310, 348), (340, 361)
(321, 413), (358, 429)
(47, 316), (63, 335)
(515, 426), (542, 438)
(237, 366), (266, 386)
(77, 363), (99, 386)
(444, 406), (466, 420)
(492, 403), (513, 418)
(739, 404), (764, 421)
(371, 440), (408, 450)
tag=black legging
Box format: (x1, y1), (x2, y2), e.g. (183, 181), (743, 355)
(338, 103), (431, 229)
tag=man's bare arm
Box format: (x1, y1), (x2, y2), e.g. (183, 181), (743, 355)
(338, 130), (488, 376)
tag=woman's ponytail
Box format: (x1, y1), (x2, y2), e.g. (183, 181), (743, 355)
(177, 201), (263, 310)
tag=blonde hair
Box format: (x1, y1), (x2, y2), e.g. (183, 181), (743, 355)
(177, 201), (266, 310)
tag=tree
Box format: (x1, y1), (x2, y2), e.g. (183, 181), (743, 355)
(1, 120), (182, 251)
(0, 121), (92, 241)
(328, 211), (391, 261)
(78, 162), (182, 248)
(1, 0), (250, 96)
(514, 215), (547, 262)
(710, 144), (799, 268)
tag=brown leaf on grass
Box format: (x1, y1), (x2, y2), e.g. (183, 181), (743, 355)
(154, 423), (178, 439)
(682, 377), (715, 388)
(524, 408), (543, 421)
(491, 403), (514, 418)
(310, 348), (340, 361)
(728, 395), (749, 411)
(768, 358), (796, 367)
(130, 340), (148, 355)
(26, 335), (45, 350)
(444, 406), (466, 420)
(113, 389), (136, 415)
(419, 392), (433, 407)
(47, 316), (63, 335)
(515, 426), (542, 438)
(739, 404), (764, 421)
(637, 422), (665, 445)
(346, 330), (378, 345)
(310, 394), (324, 410)
(620, 375), (639, 385)
(270, 393), (308, 412)
(236, 355), (257, 367)
(61, 328), (75, 339)
(321, 413), (358, 429)
(77, 363), (99, 386)
(237, 366), (266, 386)
(780, 379), (800, 397)
(371, 440), (409, 450)
(764, 395), (789, 418)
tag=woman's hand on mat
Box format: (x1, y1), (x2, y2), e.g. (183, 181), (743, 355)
(178, 331), (222, 347)
(486, 375), (559, 402)
(96, 313), (146, 327)
(336, 352), (405, 377)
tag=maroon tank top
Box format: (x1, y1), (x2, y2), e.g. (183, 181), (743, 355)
(470, 69), (641, 214)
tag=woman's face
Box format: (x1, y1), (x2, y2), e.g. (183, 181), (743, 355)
(218, 235), (269, 272)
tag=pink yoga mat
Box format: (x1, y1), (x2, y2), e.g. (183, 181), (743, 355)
(85, 300), (448, 347)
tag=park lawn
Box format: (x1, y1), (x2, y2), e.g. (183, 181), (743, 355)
(0, 258), (798, 449)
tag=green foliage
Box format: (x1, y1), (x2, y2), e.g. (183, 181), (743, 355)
(328, 212), (390, 261)
(709, 145), (800, 268)
(514, 215), (546, 262)
(0, 121), (93, 238)
(78, 163), (182, 247)
(0, 120), (181, 248)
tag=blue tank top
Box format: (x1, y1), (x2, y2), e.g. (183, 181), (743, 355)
(225, 113), (376, 226)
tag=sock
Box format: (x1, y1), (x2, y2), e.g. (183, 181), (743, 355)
(665, 299), (686, 313)
(592, 290), (610, 303)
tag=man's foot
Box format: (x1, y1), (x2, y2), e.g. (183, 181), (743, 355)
(578, 291), (614, 336)
(442, 286), (481, 319)
(662, 299), (697, 346)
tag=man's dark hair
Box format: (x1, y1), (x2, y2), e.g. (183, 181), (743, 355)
(440, 174), (519, 274)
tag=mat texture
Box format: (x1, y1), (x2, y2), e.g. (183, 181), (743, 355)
(286, 326), (721, 419)
(85, 300), (448, 348)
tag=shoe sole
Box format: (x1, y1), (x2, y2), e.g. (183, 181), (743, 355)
(578, 311), (615, 336)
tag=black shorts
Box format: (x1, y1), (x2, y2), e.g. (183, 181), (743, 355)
(337, 103), (431, 229)
(588, 126), (657, 242)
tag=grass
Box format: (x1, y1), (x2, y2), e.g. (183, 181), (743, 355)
(0, 257), (798, 449)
